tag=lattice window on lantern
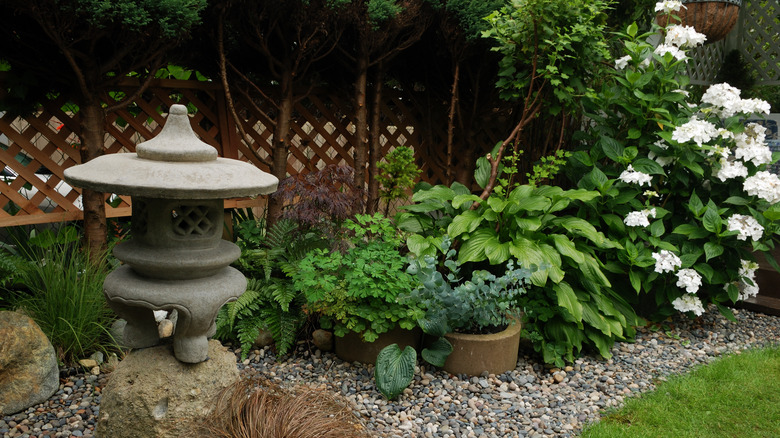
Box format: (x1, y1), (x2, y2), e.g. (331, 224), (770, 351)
(171, 205), (215, 236)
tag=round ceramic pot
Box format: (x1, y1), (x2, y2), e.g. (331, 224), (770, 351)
(334, 326), (422, 365)
(442, 319), (523, 376)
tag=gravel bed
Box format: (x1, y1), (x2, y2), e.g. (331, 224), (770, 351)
(3, 306), (778, 438)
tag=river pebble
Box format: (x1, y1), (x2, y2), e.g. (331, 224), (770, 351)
(3, 306), (778, 437)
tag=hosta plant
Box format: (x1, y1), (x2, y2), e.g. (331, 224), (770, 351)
(395, 152), (641, 367)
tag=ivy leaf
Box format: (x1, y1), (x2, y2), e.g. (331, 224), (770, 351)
(375, 344), (416, 400)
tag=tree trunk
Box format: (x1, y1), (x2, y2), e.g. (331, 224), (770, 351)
(353, 54), (369, 203)
(266, 72), (294, 224)
(446, 61), (460, 186)
(78, 100), (108, 259)
(366, 62), (384, 214)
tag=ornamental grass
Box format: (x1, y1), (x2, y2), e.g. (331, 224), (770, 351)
(190, 377), (369, 438)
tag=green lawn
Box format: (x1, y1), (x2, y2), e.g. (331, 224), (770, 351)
(581, 346), (780, 438)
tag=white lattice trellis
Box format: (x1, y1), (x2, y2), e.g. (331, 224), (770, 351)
(688, 39), (729, 84)
(739, 0), (780, 85)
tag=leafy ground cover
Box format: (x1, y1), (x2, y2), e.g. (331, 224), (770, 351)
(582, 346), (780, 438)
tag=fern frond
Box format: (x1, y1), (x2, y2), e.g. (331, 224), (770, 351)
(264, 219), (299, 249)
(268, 280), (297, 312)
(261, 305), (304, 356)
(229, 288), (263, 328)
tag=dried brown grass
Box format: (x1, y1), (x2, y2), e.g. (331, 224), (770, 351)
(189, 376), (371, 438)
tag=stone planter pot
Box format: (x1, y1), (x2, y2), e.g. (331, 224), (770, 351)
(334, 326), (422, 365)
(442, 319), (523, 376)
(656, 0), (741, 43)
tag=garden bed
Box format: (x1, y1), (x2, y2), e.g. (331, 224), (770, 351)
(2, 307), (778, 438)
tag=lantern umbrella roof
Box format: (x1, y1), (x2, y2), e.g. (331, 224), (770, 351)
(64, 105), (278, 199)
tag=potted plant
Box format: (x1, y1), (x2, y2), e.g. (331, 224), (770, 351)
(375, 237), (535, 399)
(656, 0), (742, 43)
(292, 213), (424, 364)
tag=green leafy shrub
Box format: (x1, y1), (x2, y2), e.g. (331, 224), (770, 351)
(10, 226), (115, 364)
(293, 213), (421, 342)
(216, 217), (328, 358)
(396, 152), (640, 366)
(376, 146), (421, 215)
(570, 18), (780, 321)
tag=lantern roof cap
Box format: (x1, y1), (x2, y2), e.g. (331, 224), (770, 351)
(64, 104), (278, 199)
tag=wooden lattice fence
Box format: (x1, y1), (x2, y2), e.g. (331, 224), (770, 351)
(0, 77), (485, 227)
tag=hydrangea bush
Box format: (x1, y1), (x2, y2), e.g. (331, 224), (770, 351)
(571, 1), (779, 320)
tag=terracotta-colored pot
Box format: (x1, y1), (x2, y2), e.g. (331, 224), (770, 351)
(334, 326), (422, 365)
(656, 0), (741, 43)
(442, 319), (523, 376)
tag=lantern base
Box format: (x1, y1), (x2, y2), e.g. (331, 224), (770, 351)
(104, 265), (247, 363)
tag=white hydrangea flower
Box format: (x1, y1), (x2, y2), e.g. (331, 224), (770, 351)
(618, 165), (654, 186)
(740, 259), (759, 279)
(615, 55), (631, 70)
(738, 282), (760, 301)
(734, 124), (771, 166)
(737, 98), (771, 116)
(655, 1), (684, 13)
(648, 150), (675, 167)
(654, 44), (687, 61)
(672, 294), (705, 316)
(652, 250), (682, 273)
(715, 158), (748, 182)
(744, 171), (780, 204)
(644, 190), (659, 198)
(664, 25), (706, 48)
(717, 128), (735, 140)
(623, 208), (657, 227)
(701, 83), (742, 117)
(676, 268), (702, 293)
(671, 116), (719, 146)
(727, 214), (764, 241)
(639, 57), (652, 70)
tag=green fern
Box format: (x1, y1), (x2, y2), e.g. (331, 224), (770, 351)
(217, 212), (328, 359)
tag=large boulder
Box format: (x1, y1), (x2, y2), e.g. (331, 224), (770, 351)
(0, 311), (60, 415)
(97, 339), (238, 438)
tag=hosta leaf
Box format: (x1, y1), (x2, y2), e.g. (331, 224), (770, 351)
(485, 237), (511, 265)
(421, 338), (453, 367)
(453, 194), (483, 209)
(458, 228), (496, 263)
(554, 282), (583, 323)
(550, 234), (584, 264)
(447, 210), (483, 238)
(375, 344), (417, 400)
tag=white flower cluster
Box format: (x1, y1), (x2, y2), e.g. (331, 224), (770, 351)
(654, 44), (687, 62)
(738, 259), (759, 301)
(715, 158), (748, 182)
(652, 250), (681, 273)
(671, 116), (718, 147)
(672, 294), (705, 316)
(701, 83), (772, 118)
(664, 25), (707, 48)
(743, 171), (780, 204)
(624, 208), (657, 227)
(675, 268), (702, 293)
(734, 123), (771, 167)
(727, 213), (764, 241)
(655, 1), (684, 13)
(615, 55), (631, 70)
(618, 165), (654, 186)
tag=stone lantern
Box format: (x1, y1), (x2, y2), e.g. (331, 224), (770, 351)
(65, 104), (278, 363)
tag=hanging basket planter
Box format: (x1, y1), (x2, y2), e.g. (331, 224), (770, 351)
(657, 0), (742, 43)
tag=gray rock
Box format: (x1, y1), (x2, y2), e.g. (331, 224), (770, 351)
(0, 311), (59, 415)
(96, 339), (238, 438)
(311, 329), (334, 351)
